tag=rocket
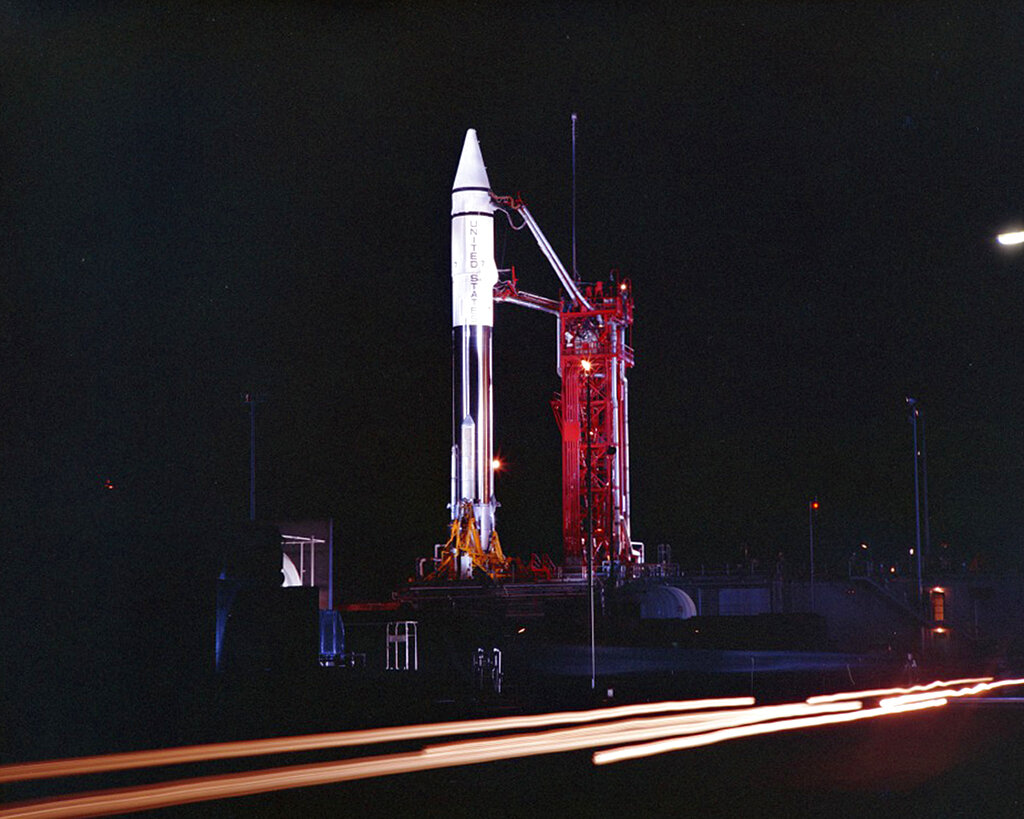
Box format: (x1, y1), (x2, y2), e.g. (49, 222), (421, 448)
(450, 129), (499, 553)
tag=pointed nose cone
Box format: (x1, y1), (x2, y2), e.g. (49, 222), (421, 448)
(453, 128), (491, 191)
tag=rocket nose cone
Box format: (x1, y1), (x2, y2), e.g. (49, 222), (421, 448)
(453, 128), (492, 191)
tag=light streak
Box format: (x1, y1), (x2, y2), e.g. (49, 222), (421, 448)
(421, 701), (863, 761)
(6, 679), (1023, 817)
(806, 676), (992, 704)
(0, 751), (442, 819)
(0, 697), (752, 784)
(0, 701), (847, 819)
(592, 697), (947, 765)
(879, 677), (1024, 708)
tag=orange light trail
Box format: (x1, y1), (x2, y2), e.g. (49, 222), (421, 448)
(421, 700), (862, 761)
(0, 751), (447, 819)
(5, 678), (1022, 818)
(878, 677), (1024, 708)
(805, 676), (992, 704)
(0, 700), (848, 819)
(0, 697), (752, 784)
(592, 697), (947, 765)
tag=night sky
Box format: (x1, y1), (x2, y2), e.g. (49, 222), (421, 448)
(5, 2), (1024, 616)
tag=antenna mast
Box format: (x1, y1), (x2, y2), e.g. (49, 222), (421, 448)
(571, 112), (578, 281)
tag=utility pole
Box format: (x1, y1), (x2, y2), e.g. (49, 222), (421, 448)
(809, 498), (819, 611)
(921, 407), (931, 576)
(583, 359), (595, 691)
(243, 392), (266, 521)
(907, 398), (924, 602)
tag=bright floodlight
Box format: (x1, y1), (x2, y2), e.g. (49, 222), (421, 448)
(581, 359), (592, 373)
(997, 230), (1024, 245)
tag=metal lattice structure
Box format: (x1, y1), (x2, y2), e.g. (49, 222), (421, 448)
(552, 277), (638, 572)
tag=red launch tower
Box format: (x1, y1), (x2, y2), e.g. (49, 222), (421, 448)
(553, 275), (638, 573)
(490, 189), (641, 578)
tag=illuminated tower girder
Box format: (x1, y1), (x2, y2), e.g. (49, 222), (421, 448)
(553, 277), (636, 572)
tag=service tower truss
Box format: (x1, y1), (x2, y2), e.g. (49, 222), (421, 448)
(553, 276), (637, 573)
(492, 191), (640, 577)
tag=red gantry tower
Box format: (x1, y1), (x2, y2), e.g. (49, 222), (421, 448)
(491, 188), (640, 578)
(553, 276), (638, 575)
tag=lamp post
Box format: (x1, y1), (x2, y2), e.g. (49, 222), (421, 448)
(907, 398), (924, 602)
(920, 412), (931, 578)
(607, 444), (617, 586)
(809, 498), (819, 611)
(582, 358), (596, 691)
(242, 392), (266, 521)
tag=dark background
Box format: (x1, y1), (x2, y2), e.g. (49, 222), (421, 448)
(3, 0), (1024, 758)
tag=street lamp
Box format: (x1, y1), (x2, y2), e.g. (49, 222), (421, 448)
(242, 392), (266, 521)
(907, 398), (924, 602)
(582, 358), (596, 691)
(809, 498), (819, 610)
(997, 230), (1024, 245)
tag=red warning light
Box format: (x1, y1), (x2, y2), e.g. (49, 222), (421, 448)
(103, 479), (116, 491)
(810, 500), (820, 510)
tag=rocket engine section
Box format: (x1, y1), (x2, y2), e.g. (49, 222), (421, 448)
(450, 129), (500, 566)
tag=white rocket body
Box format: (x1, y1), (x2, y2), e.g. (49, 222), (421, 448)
(450, 129), (498, 553)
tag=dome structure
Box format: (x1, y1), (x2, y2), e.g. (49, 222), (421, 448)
(634, 584), (697, 620)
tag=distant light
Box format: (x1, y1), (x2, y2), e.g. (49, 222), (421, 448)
(619, 282), (627, 291)
(997, 230), (1024, 245)
(890, 566), (896, 574)
(581, 359), (592, 373)
(517, 627), (526, 634)
(860, 543), (868, 550)
(931, 586), (945, 595)
(103, 479), (116, 491)
(909, 548), (915, 556)
(932, 627), (948, 634)
(810, 500), (820, 511)
(492, 458), (502, 470)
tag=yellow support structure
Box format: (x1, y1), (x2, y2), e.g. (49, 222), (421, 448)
(427, 502), (511, 581)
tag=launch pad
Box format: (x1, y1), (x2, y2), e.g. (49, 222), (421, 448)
(424, 128), (643, 587)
